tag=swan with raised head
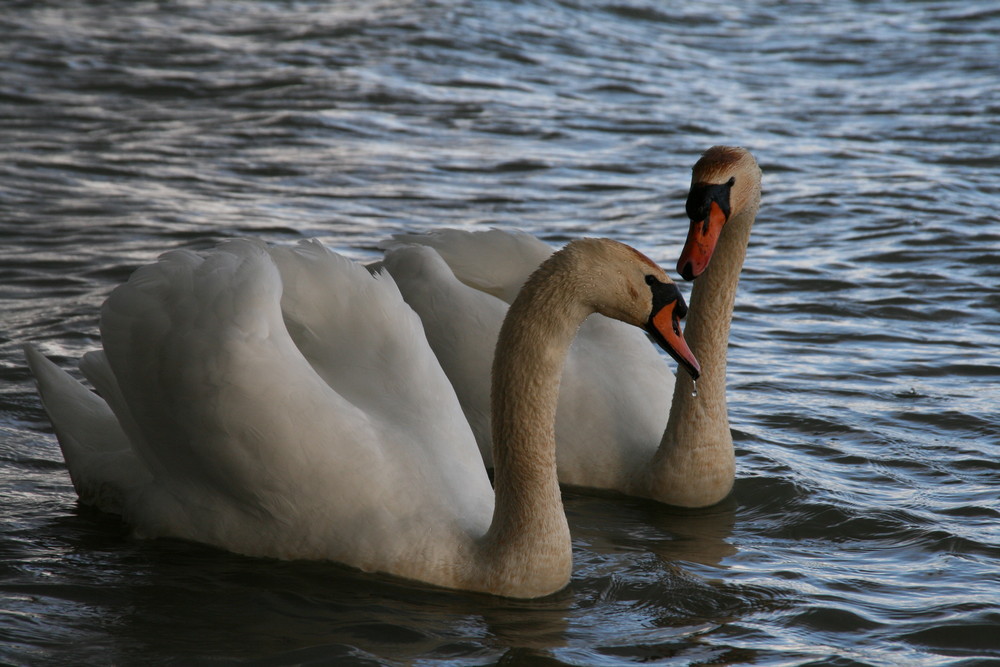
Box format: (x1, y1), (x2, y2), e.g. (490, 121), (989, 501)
(383, 146), (760, 508)
(25, 236), (697, 598)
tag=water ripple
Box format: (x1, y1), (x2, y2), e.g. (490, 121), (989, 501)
(2, 0), (999, 664)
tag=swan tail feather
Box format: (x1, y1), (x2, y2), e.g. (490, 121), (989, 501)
(23, 344), (146, 513)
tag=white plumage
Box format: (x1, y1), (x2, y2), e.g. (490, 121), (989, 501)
(26, 236), (695, 597)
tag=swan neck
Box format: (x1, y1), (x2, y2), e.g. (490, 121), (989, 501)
(650, 200), (757, 507)
(683, 202), (754, 396)
(479, 254), (586, 596)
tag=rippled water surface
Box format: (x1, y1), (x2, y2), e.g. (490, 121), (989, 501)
(2, 1), (998, 665)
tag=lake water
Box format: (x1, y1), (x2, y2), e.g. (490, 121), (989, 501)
(1, 1), (998, 665)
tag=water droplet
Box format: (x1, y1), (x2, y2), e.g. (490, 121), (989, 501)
(691, 379), (698, 398)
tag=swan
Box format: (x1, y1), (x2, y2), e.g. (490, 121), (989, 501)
(24, 236), (698, 598)
(382, 146), (761, 507)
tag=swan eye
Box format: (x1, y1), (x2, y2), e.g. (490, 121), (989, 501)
(644, 275), (657, 286)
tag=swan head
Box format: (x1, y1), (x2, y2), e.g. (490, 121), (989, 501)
(677, 146), (761, 281)
(567, 238), (701, 380)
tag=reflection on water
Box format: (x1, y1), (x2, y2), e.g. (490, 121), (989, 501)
(1, 494), (756, 665)
(1, 0), (998, 664)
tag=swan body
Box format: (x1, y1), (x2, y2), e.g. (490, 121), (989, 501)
(26, 237), (696, 598)
(383, 146), (761, 507)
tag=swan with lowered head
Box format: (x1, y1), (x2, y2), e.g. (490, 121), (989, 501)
(383, 146), (761, 508)
(25, 236), (697, 598)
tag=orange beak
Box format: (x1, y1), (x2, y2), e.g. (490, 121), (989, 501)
(676, 176), (736, 281)
(676, 200), (727, 281)
(646, 299), (700, 380)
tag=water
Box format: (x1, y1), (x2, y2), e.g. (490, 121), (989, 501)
(1, 0), (998, 664)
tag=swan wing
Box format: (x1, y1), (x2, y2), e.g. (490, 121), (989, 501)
(265, 239), (492, 507)
(382, 243), (506, 462)
(383, 228), (553, 303)
(89, 239), (491, 571)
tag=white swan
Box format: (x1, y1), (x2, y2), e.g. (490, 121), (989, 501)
(383, 146), (761, 508)
(25, 236), (697, 598)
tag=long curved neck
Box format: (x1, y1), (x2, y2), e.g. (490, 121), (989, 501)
(476, 254), (586, 598)
(647, 199), (758, 507)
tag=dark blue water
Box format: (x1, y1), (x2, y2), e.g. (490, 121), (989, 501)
(2, 1), (998, 664)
